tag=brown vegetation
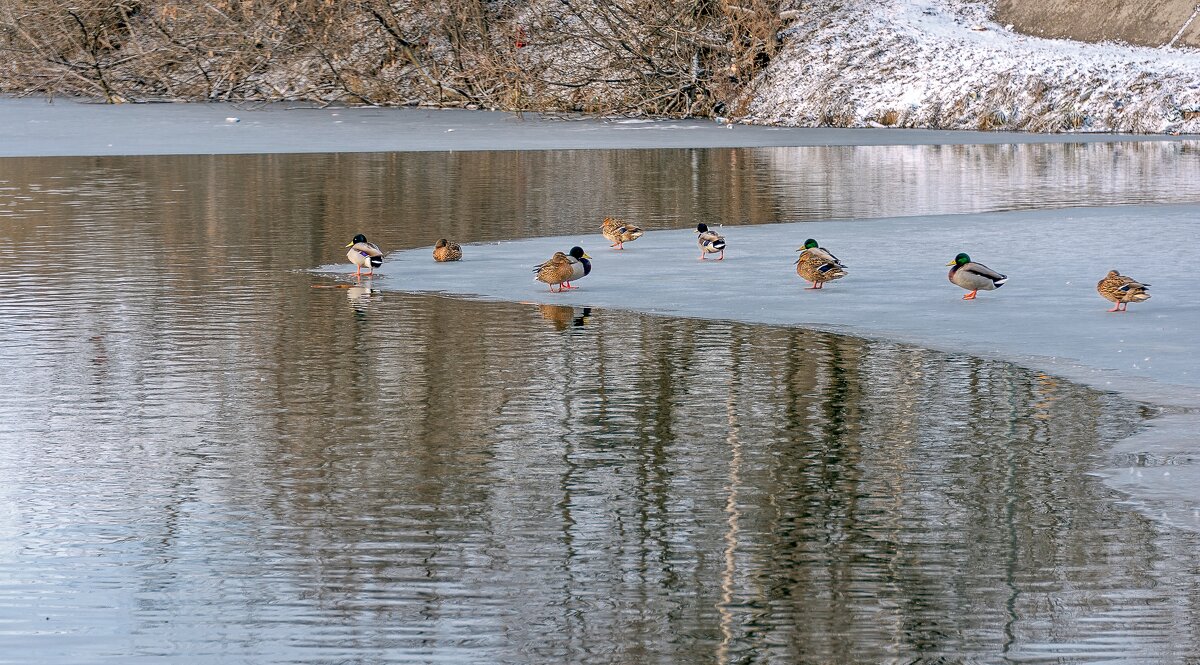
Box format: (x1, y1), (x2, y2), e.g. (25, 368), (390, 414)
(0, 0), (798, 117)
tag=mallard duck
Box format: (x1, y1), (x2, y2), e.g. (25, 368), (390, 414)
(346, 234), (383, 278)
(433, 238), (462, 262)
(1097, 270), (1150, 312)
(562, 246), (592, 290)
(697, 223), (726, 260)
(601, 217), (644, 250)
(533, 246), (591, 292)
(794, 238), (847, 289)
(947, 253), (1007, 300)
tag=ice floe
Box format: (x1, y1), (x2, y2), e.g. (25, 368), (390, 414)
(328, 202), (1200, 530)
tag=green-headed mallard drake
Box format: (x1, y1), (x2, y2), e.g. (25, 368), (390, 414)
(433, 238), (462, 262)
(697, 223), (726, 261)
(794, 238), (847, 289)
(346, 234), (383, 278)
(947, 253), (1007, 300)
(601, 217), (644, 250)
(534, 246), (591, 292)
(1097, 270), (1150, 312)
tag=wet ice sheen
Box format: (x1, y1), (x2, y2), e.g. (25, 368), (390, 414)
(377, 203), (1200, 399)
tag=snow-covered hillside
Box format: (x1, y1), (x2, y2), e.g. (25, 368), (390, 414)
(746, 0), (1200, 133)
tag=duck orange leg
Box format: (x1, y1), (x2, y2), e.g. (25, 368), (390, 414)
(1107, 303), (1121, 312)
(962, 290), (978, 300)
(717, 250), (725, 261)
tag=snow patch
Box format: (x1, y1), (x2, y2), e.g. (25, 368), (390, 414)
(747, 0), (1200, 134)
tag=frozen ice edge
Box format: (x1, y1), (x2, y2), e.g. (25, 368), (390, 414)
(346, 203), (1200, 532)
(1, 97), (1196, 158)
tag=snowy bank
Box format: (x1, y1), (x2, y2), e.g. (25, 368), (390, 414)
(747, 0), (1200, 134)
(337, 204), (1200, 530)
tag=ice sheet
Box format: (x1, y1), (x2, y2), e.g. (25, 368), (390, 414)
(339, 203), (1200, 529)
(0, 97), (1190, 158)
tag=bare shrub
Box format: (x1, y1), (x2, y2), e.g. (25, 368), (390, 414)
(0, 0), (798, 117)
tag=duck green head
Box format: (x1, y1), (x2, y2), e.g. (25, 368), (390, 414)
(803, 239), (819, 250)
(946, 252), (971, 267)
(347, 233), (368, 248)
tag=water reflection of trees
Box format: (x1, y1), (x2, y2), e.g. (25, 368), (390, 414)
(249, 297), (1180, 662)
(6, 140), (1197, 263)
(1, 152), (1196, 662)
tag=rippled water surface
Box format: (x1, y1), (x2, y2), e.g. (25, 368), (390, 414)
(2, 144), (1200, 663)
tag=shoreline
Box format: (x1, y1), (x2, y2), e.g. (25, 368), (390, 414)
(3, 97), (1198, 158)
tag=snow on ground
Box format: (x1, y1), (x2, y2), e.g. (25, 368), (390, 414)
(747, 0), (1200, 133)
(335, 203), (1200, 531)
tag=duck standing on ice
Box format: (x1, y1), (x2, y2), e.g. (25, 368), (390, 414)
(346, 234), (383, 279)
(794, 238), (847, 289)
(534, 246), (591, 292)
(697, 223), (726, 261)
(946, 253), (1007, 300)
(601, 217), (644, 250)
(1096, 270), (1150, 312)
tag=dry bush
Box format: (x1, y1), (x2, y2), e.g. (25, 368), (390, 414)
(0, 0), (798, 117)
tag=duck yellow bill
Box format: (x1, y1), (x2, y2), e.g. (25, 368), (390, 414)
(583, 253), (592, 259)
(345, 242), (354, 248)
(945, 261), (956, 266)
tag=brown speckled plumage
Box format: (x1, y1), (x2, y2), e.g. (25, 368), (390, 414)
(534, 252), (574, 291)
(601, 217), (644, 249)
(795, 246), (847, 287)
(1097, 270), (1150, 311)
(433, 238), (462, 262)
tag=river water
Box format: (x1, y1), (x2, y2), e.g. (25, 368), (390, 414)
(2, 142), (1199, 663)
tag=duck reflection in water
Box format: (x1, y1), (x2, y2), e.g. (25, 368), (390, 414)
(347, 284), (379, 315)
(538, 304), (592, 331)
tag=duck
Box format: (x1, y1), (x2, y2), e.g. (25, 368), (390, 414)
(794, 238), (847, 289)
(1097, 270), (1150, 312)
(697, 223), (726, 260)
(534, 246), (591, 292)
(562, 246), (592, 289)
(346, 234), (383, 278)
(433, 238), (462, 262)
(601, 217), (644, 250)
(946, 253), (1007, 300)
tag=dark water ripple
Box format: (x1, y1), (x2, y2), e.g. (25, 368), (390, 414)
(0, 146), (1198, 663)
